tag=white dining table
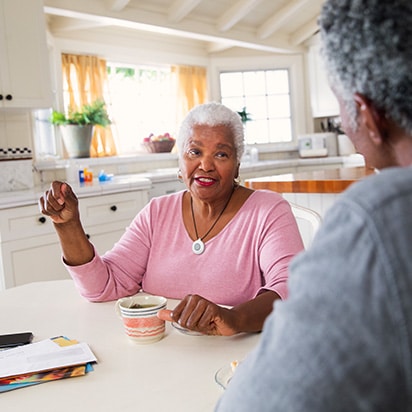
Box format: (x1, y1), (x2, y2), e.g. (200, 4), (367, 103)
(0, 280), (260, 412)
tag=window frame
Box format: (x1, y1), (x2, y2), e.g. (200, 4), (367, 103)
(209, 54), (308, 152)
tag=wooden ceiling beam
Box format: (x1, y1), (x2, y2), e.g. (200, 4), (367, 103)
(105, 0), (130, 12)
(289, 16), (319, 46)
(44, 0), (305, 54)
(217, 0), (264, 32)
(207, 41), (233, 53)
(48, 15), (107, 32)
(257, 0), (310, 40)
(168, 0), (203, 23)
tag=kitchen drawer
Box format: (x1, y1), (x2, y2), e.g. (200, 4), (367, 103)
(0, 189), (149, 290)
(83, 220), (133, 255)
(0, 190), (148, 243)
(79, 190), (148, 227)
(0, 233), (70, 289)
(0, 204), (55, 242)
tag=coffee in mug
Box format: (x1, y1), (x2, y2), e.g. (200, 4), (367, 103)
(115, 294), (167, 344)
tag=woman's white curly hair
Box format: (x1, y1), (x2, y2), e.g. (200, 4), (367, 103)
(176, 102), (245, 163)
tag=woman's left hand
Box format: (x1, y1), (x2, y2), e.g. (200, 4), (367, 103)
(157, 294), (238, 336)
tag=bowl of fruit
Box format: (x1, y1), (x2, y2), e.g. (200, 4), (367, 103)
(143, 133), (176, 153)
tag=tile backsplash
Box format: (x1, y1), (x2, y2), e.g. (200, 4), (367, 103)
(0, 160), (34, 191)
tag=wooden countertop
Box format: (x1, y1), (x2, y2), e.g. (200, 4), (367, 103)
(245, 166), (376, 193)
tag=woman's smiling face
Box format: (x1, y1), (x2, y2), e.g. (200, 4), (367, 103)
(180, 124), (239, 203)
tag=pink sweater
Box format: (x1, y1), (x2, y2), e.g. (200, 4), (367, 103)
(67, 190), (304, 306)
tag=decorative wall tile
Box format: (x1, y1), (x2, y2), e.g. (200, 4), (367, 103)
(0, 160), (34, 191)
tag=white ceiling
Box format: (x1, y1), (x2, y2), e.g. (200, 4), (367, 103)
(44, 0), (324, 54)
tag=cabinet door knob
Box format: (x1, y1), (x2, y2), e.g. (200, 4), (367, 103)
(5, 94), (12, 101)
(38, 216), (46, 224)
(0, 95), (3, 100)
(110, 205), (117, 211)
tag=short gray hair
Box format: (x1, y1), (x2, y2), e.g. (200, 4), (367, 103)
(319, 0), (412, 133)
(176, 102), (245, 162)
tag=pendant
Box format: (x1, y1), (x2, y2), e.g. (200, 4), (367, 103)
(192, 238), (205, 255)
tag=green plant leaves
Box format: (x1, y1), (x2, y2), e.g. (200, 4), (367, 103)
(50, 100), (111, 127)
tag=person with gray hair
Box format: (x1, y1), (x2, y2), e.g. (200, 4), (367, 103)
(39, 102), (304, 336)
(177, 102), (245, 163)
(216, 0), (412, 410)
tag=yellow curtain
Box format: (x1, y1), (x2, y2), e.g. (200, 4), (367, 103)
(171, 65), (207, 126)
(61, 54), (117, 157)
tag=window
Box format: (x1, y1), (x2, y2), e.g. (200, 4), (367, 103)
(106, 63), (178, 154)
(33, 108), (56, 158)
(220, 69), (292, 145)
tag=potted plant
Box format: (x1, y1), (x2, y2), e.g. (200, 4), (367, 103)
(50, 100), (111, 158)
(237, 107), (252, 124)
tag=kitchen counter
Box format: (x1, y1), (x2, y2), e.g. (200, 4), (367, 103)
(240, 154), (363, 172)
(245, 166), (375, 193)
(0, 176), (152, 209)
(0, 155), (365, 209)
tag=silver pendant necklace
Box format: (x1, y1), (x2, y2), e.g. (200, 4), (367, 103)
(190, 187), (235, 255)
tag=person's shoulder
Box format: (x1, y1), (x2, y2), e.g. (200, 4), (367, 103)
(248, 188), (284, 202)
(147, 190), (185, 210)
(241, 188), (287, 212)
(341, 166), (412, 209)
(150, 189), (185, 201)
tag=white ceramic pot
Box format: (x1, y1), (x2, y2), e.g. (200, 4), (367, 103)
(59, 124), (94, 158)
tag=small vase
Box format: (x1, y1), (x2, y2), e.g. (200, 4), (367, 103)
(59, 124), (94, 158)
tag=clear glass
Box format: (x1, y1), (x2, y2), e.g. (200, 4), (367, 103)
(220, 72), (243, 96)
(266, 70), (289, 94)
(243, 71), (266, 95)
(219, 69), (293, 145)
(267, 94), (291, 118)
(107, 64), (178, 154)
(32, 109), (57, 159)
(269, 118), (293, 142)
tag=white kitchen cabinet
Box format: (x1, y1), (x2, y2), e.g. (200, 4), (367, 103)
(0, 0), (52, 108)
(79, 190), (149, 253)
(0, 234), (69, 289)
(307, 43), (339, 118)
(0, 189), (148, 290)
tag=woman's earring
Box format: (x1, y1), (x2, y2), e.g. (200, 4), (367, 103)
(234, 176), (241, 187)
(177, 169), (184, 183)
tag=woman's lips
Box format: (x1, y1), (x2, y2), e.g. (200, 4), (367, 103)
(194, 176), (216, 186)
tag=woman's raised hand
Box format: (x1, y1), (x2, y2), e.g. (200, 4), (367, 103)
(38, 181), (80, 225)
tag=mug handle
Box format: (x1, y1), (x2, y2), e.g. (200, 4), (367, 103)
(115, 299), (124, 318)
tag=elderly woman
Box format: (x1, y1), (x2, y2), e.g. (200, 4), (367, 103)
(39, 102), (304, 335)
